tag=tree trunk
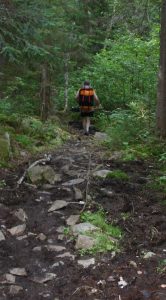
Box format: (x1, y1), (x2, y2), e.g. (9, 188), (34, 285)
(157, 0), (166, 137)
(40, 63), (51, 121)
(63, 53), (69, 112)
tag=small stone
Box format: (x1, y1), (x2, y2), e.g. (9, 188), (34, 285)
(31, 273), (56, 284)
(66, 215), (80, 226)
(143, 251), (156, 259)
(41, 293), (51, 298)
(37, 233), (47, 241)
(56, 226), (65, 233)
(5, 274), (16, 283)
(51, 261), (64, 268)
(14, 209), (28, 222)
(129, 261), (137, 268)
(161, 284), (166, 288)
(94, 132), (108, 141)
(71, 222), (99, 235)
(42, 184), (55, 190)
(75, 235), (96, 250)
(78, 258), (95, 268)
(57, 252), (75, 260)
(93, 169), (111, 179)
(10, 268), (27, 277)
(51, 262), (60, 268)
(100, 188), (114, 197)
(58, 234), (64, 241)
(118, 276), (128, 289)
(107, 276), (116, 282)
(62, 178), (85, 186)
(97, 280), (106, 287)
(73, 187), (83, 200)
(33, 246), (42, 252)
(8, 224), (26, 236)
(137, 271), (143, 275)
(48, 200), (68, 212)
(9, 285), (23, 295)
(16, 235), (28, 240)
(0, 230), (5, 241)
(28, 232), (37, 237)
(46, 245), (66, 252)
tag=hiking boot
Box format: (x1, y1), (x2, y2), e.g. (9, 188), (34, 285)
(84, 132), (89, 136)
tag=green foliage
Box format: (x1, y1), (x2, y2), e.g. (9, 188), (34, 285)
(80, 210), (122, 254)
(106, 170), (129, 181)
(71, 30), (159, 111)
(157, 259), (166, 274)
(0, 113), (22, 128)
(100, 106), (152, 150)
(15, 134), (33, 147)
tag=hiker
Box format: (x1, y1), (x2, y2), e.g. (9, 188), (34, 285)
(76, 80), (100, 135)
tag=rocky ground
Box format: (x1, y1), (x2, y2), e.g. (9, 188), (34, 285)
(0, 125), (166, 300)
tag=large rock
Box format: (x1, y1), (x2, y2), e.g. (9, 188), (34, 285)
(45, 245), (66, 252)
(71, 222), (99, 235)
(94, 132), (108, 141)
(14, 209), (28, 222)
(0, 230), (5, 241)
(31, 273), (56, 284)
(75, 235), (96, 250)
(66, 215), (80, 226)
(73, 187), (83, 200)
(93, 169), (111, 179)
(28, 165), (61, 184)
(9, 285), (23, 295)
(10, 268), (27, 277)
(8, 224), (26, 236)
(0, 132), (11, 161)
(48, 200), (68, 212)
(78, 258), (95, 268)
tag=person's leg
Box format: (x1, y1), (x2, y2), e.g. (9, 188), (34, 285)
(85, 117), (90, 134)
(82, 117), (86, 132)
(81, 113), (91, 135)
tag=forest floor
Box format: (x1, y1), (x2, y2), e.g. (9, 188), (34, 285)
(0, 122), (166, 300)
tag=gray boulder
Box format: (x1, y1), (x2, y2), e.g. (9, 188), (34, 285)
(28, 165), (61, 184)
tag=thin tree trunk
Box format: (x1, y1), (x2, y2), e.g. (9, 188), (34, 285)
(40, 63), (51, 121)
(63, 53), (69, 112)
(157, 0), (166, 137)
(103, 1), (117, 49)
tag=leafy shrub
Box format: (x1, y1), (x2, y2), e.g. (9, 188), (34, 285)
(80, 210), (122, 254)
(15, 134), (33, 147)
(106, 170), (129, 181)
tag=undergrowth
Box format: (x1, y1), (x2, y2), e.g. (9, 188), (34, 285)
(0, 113), (70, 165)
(95, 104), (166, 162)
(106, 170), (129, 181)
(79, 210), (122, 255)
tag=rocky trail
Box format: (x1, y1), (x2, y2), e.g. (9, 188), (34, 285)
(0, 126), (166, 300)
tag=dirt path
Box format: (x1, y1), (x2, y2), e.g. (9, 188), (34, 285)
(0, 130), (166, 300)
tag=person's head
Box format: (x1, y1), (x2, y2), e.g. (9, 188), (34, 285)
(84, 80), (90, 86)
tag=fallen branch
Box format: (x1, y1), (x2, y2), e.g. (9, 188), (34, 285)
(17, 155), (51, 187)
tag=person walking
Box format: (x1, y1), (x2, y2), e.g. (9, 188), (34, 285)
(76, 80), (100, 135)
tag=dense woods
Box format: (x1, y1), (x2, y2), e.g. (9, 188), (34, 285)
(0, 0), (165, 156)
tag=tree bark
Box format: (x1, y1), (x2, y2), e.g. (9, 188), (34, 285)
(63, 53), (69, 112)
(157, 0), (166, 137)
(40, 63), (51, 121)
